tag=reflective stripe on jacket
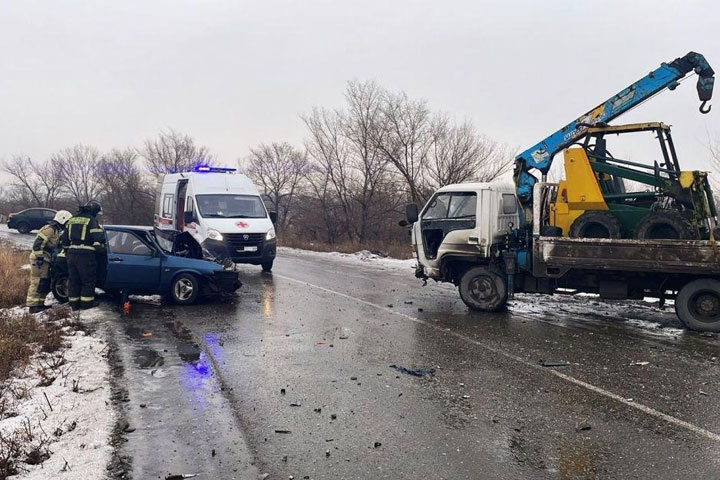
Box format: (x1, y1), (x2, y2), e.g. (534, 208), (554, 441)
(61, 214), (105, 250)
(31, 223), (61, 260)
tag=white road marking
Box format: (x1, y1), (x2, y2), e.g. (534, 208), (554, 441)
(274, 273), (720, 443)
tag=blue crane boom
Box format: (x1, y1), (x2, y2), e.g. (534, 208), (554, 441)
(514, 52), (715, 209)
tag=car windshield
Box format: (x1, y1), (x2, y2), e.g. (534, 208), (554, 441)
(195, 194), (267, 219)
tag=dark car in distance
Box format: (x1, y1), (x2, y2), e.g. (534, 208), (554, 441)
(51, 225), (242, 305)
(8, 208), (57, 233)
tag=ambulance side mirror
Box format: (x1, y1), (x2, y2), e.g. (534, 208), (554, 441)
(183, 211), (194, 224)
(269, 211), (278, 224)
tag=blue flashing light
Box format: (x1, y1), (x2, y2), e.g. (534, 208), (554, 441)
(192, 166), (237, 173)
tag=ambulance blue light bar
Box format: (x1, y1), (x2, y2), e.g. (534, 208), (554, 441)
(192, 166), (237, 173)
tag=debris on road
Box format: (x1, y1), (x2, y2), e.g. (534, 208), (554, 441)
(165, 474), (198, 480)
(374, 442), (382, 448)
(290, 402), (302, 407)
(538, 360), (571, 367)
(390, 364), (436, 377)
(630, 361), (650, 366)
(576, 420), (592, 432)
(330, 414), (337, 420)
(275, 429), (292, 434)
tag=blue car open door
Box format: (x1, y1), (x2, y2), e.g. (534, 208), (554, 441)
(105, 229), (162, 291)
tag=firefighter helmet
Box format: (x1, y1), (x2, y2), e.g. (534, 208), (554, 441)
(53, 210), (73, 225)
(80, 200), (103, 217)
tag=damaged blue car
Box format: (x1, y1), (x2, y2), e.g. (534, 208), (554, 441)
(51, 226), (241, 305)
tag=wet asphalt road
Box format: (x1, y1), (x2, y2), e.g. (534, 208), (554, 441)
(109, 248), (720, 480)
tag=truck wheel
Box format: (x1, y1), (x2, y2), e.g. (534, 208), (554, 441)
(540, 225), (563, 237)
(51, 276), (69, 304)
(675, 279), (720, 332)
(16, 222), (31, 234)
(261, 260), (274, 272)
(459, 266), (508, 312)
(569, 212), (622, 239)
(634, 210), (693, 240)
(170, 273), (200, 305)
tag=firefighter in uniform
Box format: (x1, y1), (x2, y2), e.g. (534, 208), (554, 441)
(26, 210), (73, 313)
(61, 201), (106, 310)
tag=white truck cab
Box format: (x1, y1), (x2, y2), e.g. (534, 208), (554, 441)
(409, 183), (519, 282)
(154, 167), (277, 271)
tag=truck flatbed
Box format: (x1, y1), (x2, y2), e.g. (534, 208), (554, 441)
(535, 237), (720, 276)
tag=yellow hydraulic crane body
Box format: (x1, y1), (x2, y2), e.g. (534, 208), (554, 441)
(549, 148), (609, 235)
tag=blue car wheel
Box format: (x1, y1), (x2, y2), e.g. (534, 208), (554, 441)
(170, 273), (200, 305)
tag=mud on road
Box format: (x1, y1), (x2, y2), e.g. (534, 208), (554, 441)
(103, 248), (720, 479)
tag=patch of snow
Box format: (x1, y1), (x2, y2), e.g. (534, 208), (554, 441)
(0, 224), (34, 249)
(0, 307), (114, 479)
(279, 246), (416, 270)
(128, 294), (162, 305)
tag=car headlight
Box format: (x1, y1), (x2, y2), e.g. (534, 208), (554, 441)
(266, 227), (276, 241)
(207, 229), (224, 241)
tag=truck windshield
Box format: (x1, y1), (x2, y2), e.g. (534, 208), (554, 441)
(423, 192), (477, 219)
(196, 194), (267, 219)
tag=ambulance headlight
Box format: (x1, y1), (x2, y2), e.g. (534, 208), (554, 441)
(207, 229), (224, 241)
(266, 227), (276, 241)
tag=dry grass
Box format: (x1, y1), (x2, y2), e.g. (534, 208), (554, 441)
(0, 311), (65, 383)
(279, 235), (413, 259)
(0, 242), (30, 308)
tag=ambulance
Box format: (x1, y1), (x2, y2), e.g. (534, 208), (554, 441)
(154, 167), (277, 271)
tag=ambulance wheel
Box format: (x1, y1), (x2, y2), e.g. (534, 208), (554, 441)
(459, 266), (507, 312)
(261, 260), (274, 272)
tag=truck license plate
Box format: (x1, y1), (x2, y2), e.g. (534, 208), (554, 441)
(237, 246), (257, 252)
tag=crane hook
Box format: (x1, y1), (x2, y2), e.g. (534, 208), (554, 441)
(700, 101), (712, 114)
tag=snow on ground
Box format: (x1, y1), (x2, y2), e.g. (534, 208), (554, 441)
(0, 224), (35, 249)
(0, 307), (114, 479)
(279, 246), (416, 270)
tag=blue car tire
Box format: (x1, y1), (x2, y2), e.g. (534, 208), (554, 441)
(170, 273), (200, 305)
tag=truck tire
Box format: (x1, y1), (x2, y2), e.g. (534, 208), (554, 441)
(540, 225), (563, 237)
(170, 273), (200, 305)
(634, 210), (693, 240)
(569, 212), (622, 239)
(459, 266), (508, 312)
(675, 279), (720, 332)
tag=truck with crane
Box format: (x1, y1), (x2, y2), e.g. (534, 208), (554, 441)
(404, 52), (720, 332)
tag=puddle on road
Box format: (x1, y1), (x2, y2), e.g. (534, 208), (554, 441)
(133, 347), (165, 369)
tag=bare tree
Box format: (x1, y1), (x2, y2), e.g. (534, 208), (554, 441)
(303, 107), (356, 242)
(343, 80), (393, 241)
(374, 90), (434, 204)
(52, 145), (103, 206)
(427, 118), (512, 188)
(140, 129), (215, 175)
(245, 142), (308, 232)
(98, 148), (156, 224)
(1, 155), (64, 208)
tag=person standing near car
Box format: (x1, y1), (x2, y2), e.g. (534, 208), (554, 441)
(26, 210), (73, 313)
(61, 201), (106, 310)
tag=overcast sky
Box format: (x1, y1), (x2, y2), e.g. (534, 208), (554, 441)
(1, 0), (718, 177)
